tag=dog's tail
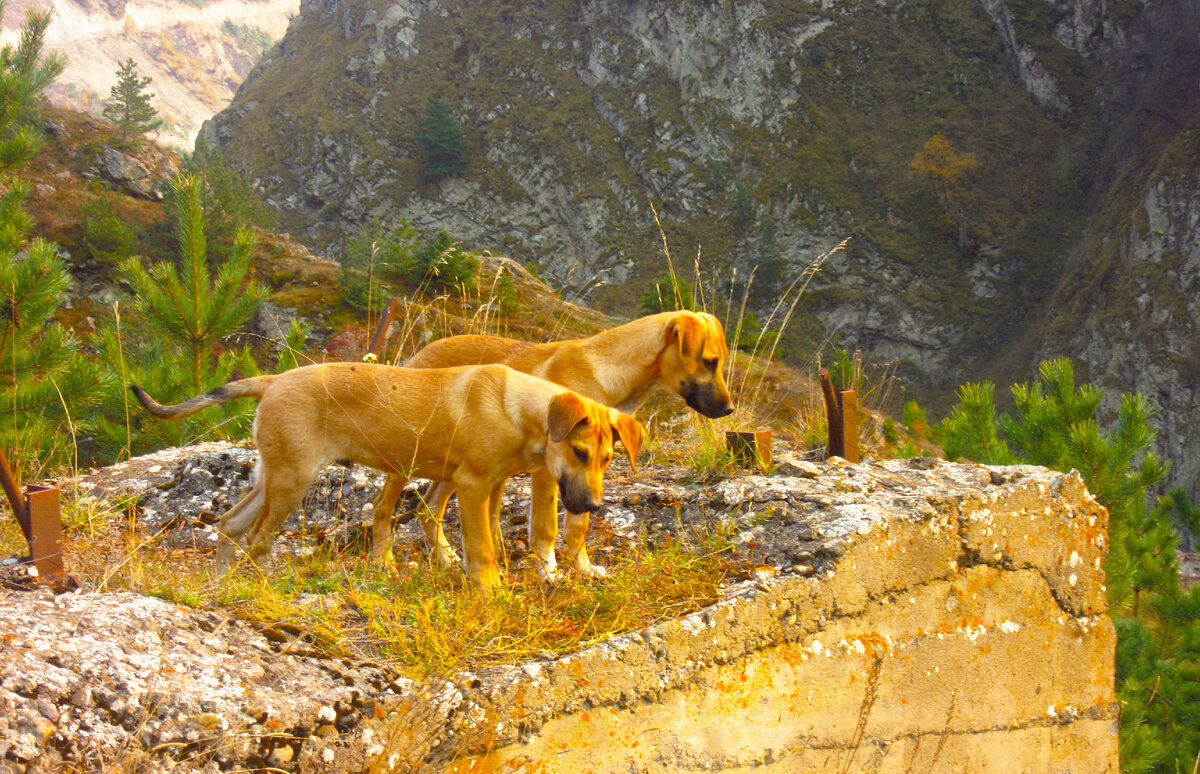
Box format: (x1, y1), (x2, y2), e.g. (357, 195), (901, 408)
(130, 375), (278, 421)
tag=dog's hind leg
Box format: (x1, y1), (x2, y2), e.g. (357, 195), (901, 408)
(241, 464), (315, 567)
(215, 480), (266, 573)
(417, 481), (460, 568)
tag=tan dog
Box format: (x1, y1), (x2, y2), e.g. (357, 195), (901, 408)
(378, 310), (734, 580)
(131, 363), (642, 587)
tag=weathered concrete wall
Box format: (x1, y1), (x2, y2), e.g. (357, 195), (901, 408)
(0, 449), (1116, 772)
(448, 461), (1116, 773)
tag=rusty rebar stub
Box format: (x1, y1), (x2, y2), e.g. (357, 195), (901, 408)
(2, 486), (76, 592)
(726, 429), (773, 473)
(818, 368), (860, 463)
(366, 297), (399, 359)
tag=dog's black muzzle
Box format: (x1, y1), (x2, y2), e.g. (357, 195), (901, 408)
(682, 381), (735, 419)
(559, 476), (602, 514)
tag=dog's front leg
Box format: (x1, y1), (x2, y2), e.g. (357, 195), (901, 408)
(488, 477), (509, 571)
(455, 472), (502, 588)
(528, 468), (561, 583)
(563, 510), (606, 578)
(370, 475), (409, 575)
(418, 481), (461, 568)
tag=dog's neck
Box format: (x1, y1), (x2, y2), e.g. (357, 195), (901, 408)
(569, 315), (671, 411)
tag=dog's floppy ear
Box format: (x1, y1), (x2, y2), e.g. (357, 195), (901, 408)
(666, 312), (705, 367)
(609, 409), (645, 471)
(548, 391), (590, 442)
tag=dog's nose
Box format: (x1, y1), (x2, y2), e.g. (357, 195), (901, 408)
(718, 404), (735, 418)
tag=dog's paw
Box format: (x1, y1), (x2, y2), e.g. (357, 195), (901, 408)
(578, 562), (608, 579)
(534, 559), (562, 585)
(373, 552), (400, 578)
(436, 546), (462, 568)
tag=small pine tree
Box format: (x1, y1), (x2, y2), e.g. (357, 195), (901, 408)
(95, 174), (268, 454)
(102, 58), (161, 145)
(1, 243), (111, 479)
(0, 5), (108, 480)
(417, 96), (469, 182)
(938, 381), (1012, 464)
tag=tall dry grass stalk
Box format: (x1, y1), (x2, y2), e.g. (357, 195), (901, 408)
(731, 237), (848, 409)
(644, 201), (849, 472)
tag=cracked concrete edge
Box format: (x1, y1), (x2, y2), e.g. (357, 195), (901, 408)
(432, 465), (1110, 758)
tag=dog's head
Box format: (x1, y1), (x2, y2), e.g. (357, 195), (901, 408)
(660, 311), (735, 419)
(545, 392), (644, 513)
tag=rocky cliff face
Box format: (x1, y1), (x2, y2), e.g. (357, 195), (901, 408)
(1038, 0), (1200, 491)
(200, 0), (1199, 488)
(0, 0), (299, 148)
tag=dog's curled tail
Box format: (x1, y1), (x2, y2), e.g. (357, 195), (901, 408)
(130, 375), (277, 421)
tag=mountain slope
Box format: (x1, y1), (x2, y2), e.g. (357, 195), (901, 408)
(201, 0), (1200, 486)
(1, 0), (298, 148)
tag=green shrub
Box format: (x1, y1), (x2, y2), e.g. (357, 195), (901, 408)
(417, 97), (470, 182)
(493, 272), (519, 315)
(734, 311), (778, 354)
(410, 229), (477, 289)
(640, 275), (695, 315)
(79, 192), (137, 265)
(901, 399), (928, 440)
(881, 416), (898, 443)
(827, 348), (863, 392)
(337, 220), (420, 311)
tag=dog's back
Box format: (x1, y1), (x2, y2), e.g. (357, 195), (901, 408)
(407, 334), (545, 370)
(251, 363), (532, 478)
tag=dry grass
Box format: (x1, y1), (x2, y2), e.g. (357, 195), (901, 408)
(0, 494), (743, 677)
(639, 217), (850, 477)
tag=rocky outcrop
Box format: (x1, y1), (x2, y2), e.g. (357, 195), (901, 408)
(1, 446), (1115, 771)
(95, 144), (179, 199)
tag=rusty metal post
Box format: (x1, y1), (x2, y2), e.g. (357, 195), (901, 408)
(25, 486), (68, 585)
(726, 429), (773, 473)
(366, 297), (399, 358)
(1, 448), (73, 590)
(839, 389), (860, 463)
(818, 368), (860, 462)
(819, 368), (843, 457)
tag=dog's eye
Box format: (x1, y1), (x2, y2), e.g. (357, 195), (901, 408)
(575, 448), (589, 463)
(703, 358), (718, 372)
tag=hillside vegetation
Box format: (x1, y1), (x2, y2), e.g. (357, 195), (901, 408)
(202, 0), (1200, 493)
